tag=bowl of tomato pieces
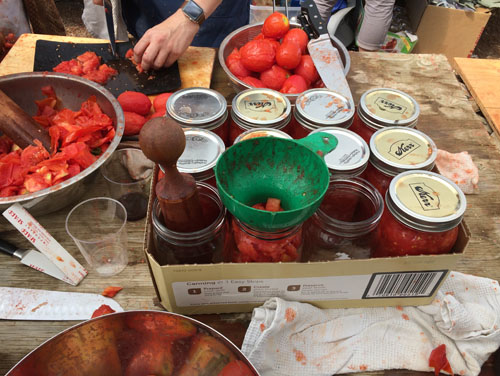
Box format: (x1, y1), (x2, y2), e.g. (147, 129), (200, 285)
(0, 72), (124, 216)
(218, 18), (350, 102)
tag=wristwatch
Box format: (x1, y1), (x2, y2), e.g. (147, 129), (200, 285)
(181, 0), (206, 26)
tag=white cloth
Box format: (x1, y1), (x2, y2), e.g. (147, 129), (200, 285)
(82, 0), (129, 41)
(242, 272), (500, 376)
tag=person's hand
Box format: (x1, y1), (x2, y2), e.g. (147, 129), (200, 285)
(93, 0), (103, 5)
(133, 9), (199, 70)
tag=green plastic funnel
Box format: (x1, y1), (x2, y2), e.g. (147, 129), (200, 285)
(215, 132), (338, 231)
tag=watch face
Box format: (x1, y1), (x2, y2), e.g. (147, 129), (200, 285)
(183, 0), (204, 22)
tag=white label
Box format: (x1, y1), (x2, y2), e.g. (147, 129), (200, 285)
(364, 271), (446, 298)
(3, 204), (87, 286)
(172, 275), (372, 307)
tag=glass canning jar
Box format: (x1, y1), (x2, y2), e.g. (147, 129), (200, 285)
(349, 88), (420, 144)
(152, 182), (227, 265)
(290, 88), (354, 139)
(233, 127), (293, 144)
(365, 126), (438, 197)
(371, 170), (466, 258)
(229, 88), (291, 144)
(303, 178), (384, 261)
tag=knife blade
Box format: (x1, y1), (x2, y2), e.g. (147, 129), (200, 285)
(299, 0), (354, 104)
(0, 239), (74, 285)
(103, 0), (118, 58)
(0, 287), (123, 320)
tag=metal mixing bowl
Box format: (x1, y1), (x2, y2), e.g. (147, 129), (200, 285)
(0, 72), (124, 217)
(6, 310), (259, 375)
(218, 22), (351, 102)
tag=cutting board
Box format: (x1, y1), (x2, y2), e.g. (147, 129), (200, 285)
(0, 34), (216, 93)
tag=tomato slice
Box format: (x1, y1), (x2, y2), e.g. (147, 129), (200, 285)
(429, 344), (453, 376)
(91, 304), (116, 318)
(101, 286), (123, 298)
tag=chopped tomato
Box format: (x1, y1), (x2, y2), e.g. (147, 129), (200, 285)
(91, 304), (116, 318)
(429, 344), (453, 376)
(265, 197), (283, 212)
(53, 51), (117, 84)
(101, 286), (123, 298)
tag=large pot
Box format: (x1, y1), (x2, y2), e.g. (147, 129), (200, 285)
(6, 310), (260, 375)
(0, 72), (124, 216)
(218, 22), (351, 102)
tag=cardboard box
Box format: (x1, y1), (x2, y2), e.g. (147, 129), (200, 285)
(143, 167), (470, 315)
(406, 0), (490, 59)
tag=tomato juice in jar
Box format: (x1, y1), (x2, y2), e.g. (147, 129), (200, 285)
(166, 87), (229, 145)
(371, 171), (466, 258)
(158, 128), (225, 187)
(350, 88), (420, 144)
(152, 182), (227, 265)
(304, 177), (383, 261)
(365, 126), (437, 197)
(229, 88), (291, 144)
(291, 88), (354, 139)
(233, 127), (293, 144)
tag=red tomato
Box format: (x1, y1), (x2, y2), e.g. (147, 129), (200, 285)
(101, 286), (122, 298)
(260, 64), (289, 91)
(242, 76), (266, 88)
(280, 75), (308, 94)
(429, 344), (453, 376)
(265, 197), (283, 212)
(91, 304), (115, 318)
(313, 78), (325, 88)
(276, 41), (302, 70)
(283, 28), (309, 54)
(294, 55), (319, 85)
(218, 360), (255, 376)
(152, 92), (172, 113)
(262, 12), (290, 39)
(124, 111), (147, 136)
(226, 48), (252, 78)
(118, 91), (152, 116)
(240, 39), (275, 72)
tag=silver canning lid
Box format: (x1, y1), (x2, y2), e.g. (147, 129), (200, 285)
(233, 127), (292, 144)
(310, 127), (369, 177)
(166, 87), (227, 129)
(231, 88), (291, 129)
(358, 88), (420, 131)
(294, 88), (354, 131)
(370, 127), (437, 177)
(387, 170), (466, 233)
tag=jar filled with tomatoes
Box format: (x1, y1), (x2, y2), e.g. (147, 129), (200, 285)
(229, 88), (292, 144)
(166, 87), (229, 145)
(152, 182), (227, 265)
(233, 127), (293, 144)
(291, 88), (355, 139)
(365, 127), (438, 197)
(350, 88), (420, 144)
(371, 170), (466, 258)
(310, 127), (369, 180)
(303, 177), (384, 261)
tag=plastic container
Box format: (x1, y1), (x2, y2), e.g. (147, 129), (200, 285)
(166, 87), (229, 145)
(229, 88), (292, 144)
(152, 182), (227, 265)
(371, 170), (466, 258)
(233, 127), (293, 144)
(304, 177), (384, 261)
(364, 126), (437, 197)
(290, 88), (355, 139)
(350, 88), (420, 143)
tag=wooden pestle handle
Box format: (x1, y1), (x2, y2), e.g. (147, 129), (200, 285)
(139, 117), (207, 233)
(0, 89), (52, 153)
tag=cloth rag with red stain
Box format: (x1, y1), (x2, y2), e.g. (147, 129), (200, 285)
(435, 150), (479, 194)
(241, 272), (500, 376)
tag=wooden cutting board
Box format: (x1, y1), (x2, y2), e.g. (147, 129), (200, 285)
(0, 34), (216, 92)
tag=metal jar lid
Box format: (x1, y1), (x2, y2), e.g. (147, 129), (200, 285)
(161, 128), (225, 181)
(233, 127), (293, 144)
(294, 88), (355, 131)
(386, 170), (466, 233)
(358, 88), (420, 131)
(231, 88), (291, 130)
(370, 127), (437, 177)
(166, 87), (228, 130)
(310, 127), (369, 177)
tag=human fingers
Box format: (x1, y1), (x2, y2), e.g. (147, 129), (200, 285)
(152, 47), (170, 70)
(93, 0), (103, 5)
(139, 41), (161, 71)
(133, 34), (151, 65)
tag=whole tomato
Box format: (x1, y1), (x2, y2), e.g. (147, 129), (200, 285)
(262, 12), (289, 39)
(242, 76), (266, 88)
(283, 28), (309, 54)
(226, 48), (252, 78)
(294, 55), (319, 85)
(276, 41), (302, 70)
(240, 39), (275, 72)
(280, 75), (308, 94)
(260, 65), (289, 91)
(253, 33), (280, 53)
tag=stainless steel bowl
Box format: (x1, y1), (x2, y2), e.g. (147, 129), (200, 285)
(7, 310), (260, 375)
(0, 72), (124, 216)
(218, 22), (351, 102)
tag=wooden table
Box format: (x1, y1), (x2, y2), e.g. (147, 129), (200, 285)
(1, 47), (500, 375)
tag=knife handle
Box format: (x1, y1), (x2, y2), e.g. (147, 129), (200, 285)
(0, 239), (18, 257)
(300, 0), (328, 37)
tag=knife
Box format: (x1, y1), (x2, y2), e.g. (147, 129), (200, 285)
(103, 0), (118, 58)
(299, 0), (354, 104)
(0, 239), (74, 285)
(0, 287), (123, 320)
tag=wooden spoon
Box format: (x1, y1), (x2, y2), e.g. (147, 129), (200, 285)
(139, 117), (206, 233)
